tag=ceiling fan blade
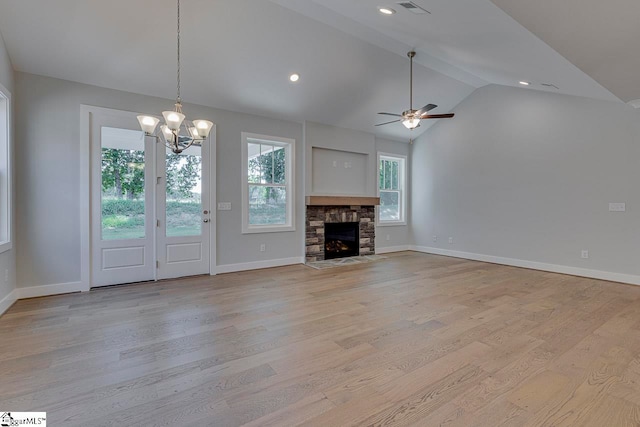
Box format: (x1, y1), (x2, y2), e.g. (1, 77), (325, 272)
(420, 113), (455, 119)
(375, 119), (401, 127)
(416, 103), (437, 115)
(378, 112), (403, 117)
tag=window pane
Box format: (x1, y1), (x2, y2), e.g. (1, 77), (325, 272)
(273, 146), (286, 184)
(380, 190), (400, 221)
(391, 161), (399, 190)
(101, 127), (146, 240)
(384, 160), (392, 189)
(166, 149), (202, 237)
(248, 142), (262, 183)
(379, 160), (384, 189)
(248, 185), (286, 225)
(261, 144), (274, 184)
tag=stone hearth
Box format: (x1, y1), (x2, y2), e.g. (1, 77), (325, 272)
(306, 205), (375, 263)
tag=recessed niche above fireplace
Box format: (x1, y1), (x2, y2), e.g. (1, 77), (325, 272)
(311, 147), (369, 196)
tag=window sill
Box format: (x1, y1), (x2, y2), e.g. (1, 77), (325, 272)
(0, 241), (12, 255)
(242, 225), (296, 234)
(376, 221), (407, 227)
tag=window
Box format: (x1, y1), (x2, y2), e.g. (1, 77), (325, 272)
(378, 153), (406, 225)
(0, 83), (11, 253)
(242, 132), (295, 233)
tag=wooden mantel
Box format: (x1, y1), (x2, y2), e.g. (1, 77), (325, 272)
(305, 195), (380, 206)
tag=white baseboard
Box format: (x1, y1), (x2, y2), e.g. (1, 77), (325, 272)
(411, 246), (640, 286)
(215, 257), (304, 274)
(0, 289), (17, 316)
(17, 281), (85, 299)
(376, 245), (411, 254)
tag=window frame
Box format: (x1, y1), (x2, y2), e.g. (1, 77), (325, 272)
(377, 152), (407, 227)
(0, 82), (11, 253)
(241, 132), (295, 234)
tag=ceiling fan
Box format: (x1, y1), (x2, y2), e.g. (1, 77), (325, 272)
(376, 51), (454, 131)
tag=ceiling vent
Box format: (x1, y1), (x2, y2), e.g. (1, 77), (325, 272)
(396, 1), (430, 14)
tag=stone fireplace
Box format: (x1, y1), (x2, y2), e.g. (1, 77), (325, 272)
(305, 196), (379, 263)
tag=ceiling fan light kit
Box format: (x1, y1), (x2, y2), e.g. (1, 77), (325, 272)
(402, 117), (420, 129)
(137, 0), (213, 154)
(376, 50), (454, 135)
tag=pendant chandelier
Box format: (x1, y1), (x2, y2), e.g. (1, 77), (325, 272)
(137, 0), (213, 154)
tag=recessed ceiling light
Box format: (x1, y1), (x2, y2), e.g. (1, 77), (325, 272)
(289, 73), (300, 82)
(519, 81), (530, 86)
(378, 7), (396, 15)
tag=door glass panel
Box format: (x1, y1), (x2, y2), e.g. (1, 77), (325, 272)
(101, 127), (146, 240)
(166, 146), (202, 237)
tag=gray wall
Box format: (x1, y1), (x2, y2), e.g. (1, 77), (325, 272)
(0, 30), (15, 303)
(15, 72), (304, 289)
(412, 84), (640, 277)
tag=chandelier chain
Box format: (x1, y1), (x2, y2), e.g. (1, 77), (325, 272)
(137, 0), (213, 154)
(176, 0), (181, 104)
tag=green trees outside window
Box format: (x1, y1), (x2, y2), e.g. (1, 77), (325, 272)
(101, 147), (202, 239)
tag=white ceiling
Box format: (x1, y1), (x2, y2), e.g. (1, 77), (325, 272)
(274, 0), (619, 102)
(0, 0), (622, 142)
(490, 0), (640, 103)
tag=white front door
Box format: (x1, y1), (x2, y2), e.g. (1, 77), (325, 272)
(89, 108), (214, 287)
(91, 112), (156, 287)
(156, 142), (211, 279)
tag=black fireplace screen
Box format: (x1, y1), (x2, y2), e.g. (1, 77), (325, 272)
(324, 222), (359, 259)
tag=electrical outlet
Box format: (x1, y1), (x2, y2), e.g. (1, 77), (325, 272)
(432, 235), (438, 243)
(581, 250), (589, 259)
(448, 237), (453, 244)
(260, 244), (266, 252)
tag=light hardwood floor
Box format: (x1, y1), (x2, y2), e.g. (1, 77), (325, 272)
(1, 252), (640, 426)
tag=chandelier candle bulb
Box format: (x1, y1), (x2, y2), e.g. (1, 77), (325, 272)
(161, 125), (174, 142)
(162, 110), (185, 131)
(137, 115), (160, 134)
(192, 119), (213, 138)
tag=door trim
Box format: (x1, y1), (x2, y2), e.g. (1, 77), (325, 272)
(208, 124), (217, 276)
(80, 105), (217, 291)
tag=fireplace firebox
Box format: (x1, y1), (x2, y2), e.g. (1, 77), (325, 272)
(324, 222), (359, 259)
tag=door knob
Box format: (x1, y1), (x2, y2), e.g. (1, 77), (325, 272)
(203, 219), (210, 223)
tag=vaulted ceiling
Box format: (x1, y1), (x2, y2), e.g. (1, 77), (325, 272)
(490, 0), (640, 103)
(0, 0), (625, 141)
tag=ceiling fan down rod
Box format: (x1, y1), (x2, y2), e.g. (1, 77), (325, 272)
(408, 51), (415, 112)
